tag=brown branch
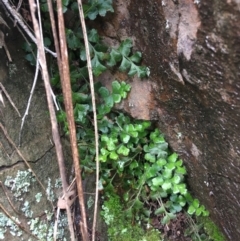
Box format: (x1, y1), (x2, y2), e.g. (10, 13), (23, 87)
(54, 0), (89, 240)
(76, 1), (100, 240)
(0, 181), (21, 215)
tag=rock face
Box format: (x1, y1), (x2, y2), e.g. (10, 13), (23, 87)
(97, 0), (240, 240)
(0, 12), (71, 240)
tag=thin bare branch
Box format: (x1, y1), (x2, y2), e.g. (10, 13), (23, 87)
(1, 0), (56, 57)
(76, 1), (100, 240)
(19, 52), (39, 145)
(55, 0), (89, 239)
(0, 181), (21, 215)
(0, 82), (21, 117)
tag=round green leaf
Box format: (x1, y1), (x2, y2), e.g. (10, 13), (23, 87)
(117, 145), (130, 156)
(144, 153), (156, 162)
(109, 151), (118, 160)
(168, 153), (178, 162)
(154, 206), (165, 215)
(152, 176), (164, 186)
(120, 133), (130, 143)
(187, 205), (196, 215)
(162, 168), (172, 179)
(162, 181), (172, 191)
(156, 158), (167, 167)
(172, 174), (181, 184)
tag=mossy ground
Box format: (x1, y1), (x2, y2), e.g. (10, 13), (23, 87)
(101, 194), (226, 241)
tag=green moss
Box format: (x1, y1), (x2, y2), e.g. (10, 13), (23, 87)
(101, 194), (161, 241)
(197, 216), (226, 241)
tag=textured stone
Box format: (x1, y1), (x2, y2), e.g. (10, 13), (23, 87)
(97, 0), (240, 240)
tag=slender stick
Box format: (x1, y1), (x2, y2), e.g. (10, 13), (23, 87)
(1, 0), (56, 57)
(0, 82), (21, 117)
(54, 0), (89, 240)
(19, 52), (39, 145)
(76, 1), (100, 240)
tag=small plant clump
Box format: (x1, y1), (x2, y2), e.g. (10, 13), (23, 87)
(101, 194), (161, 241)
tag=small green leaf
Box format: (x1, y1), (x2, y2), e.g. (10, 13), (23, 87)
(202, 209), (210, 217)
(107, 139), (117, 151)
(154, 206), (165, 215)
(130, 160), (138, 170)
(74, 104), (90, 123)
(162, 215), (171, 225)
(120, 133), (130, 143)
(129, 51), (142, 63)
(98, 87), (110, 98)
(113, 94), (121, 103)
(168, 153), (178, 163)
(88, 29), (99, 43)
(187, 205), (196, 215)
(178, 195), (186, 207)
(92, 56), (107, 76)
(118, 39), (132, 56)
(25, 53), (36, 66)
(72, 92), (89, 104)
(98, 0), (114, 16)
(176, 166), (187, 175)
(144, 153), (156, 162)
(109, 151), (118, 160)
(112, 80), (121, 93)
(192, 199), (200, 209)
(162, 168), (172, 179)
(175, 159), (183, 167)
(100, 147), (109, 156)
(172, 204), (182, 213)
(117, 145), (130, 156)
(172, 175), (182, 184)
(162, 181), (172, 191)
(152, 176), (164, 186)
(104, 95), (114, 108)
(107, 49), (122, 66)
(80, 48), (87, 61)
(178, 183), (187, 195)
(66, 29), (81, 49)
(119, 57), (131, 72)
(156, 158), (167, 167)
(165, 162), (176, 171)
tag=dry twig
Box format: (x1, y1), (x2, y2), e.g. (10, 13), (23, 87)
(76, 1), (100, 240)
(1, 0), (56, 57)
(45, 0), (90, 239)
(0, 181), (20, 215)
(0, 82), (20, 116)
